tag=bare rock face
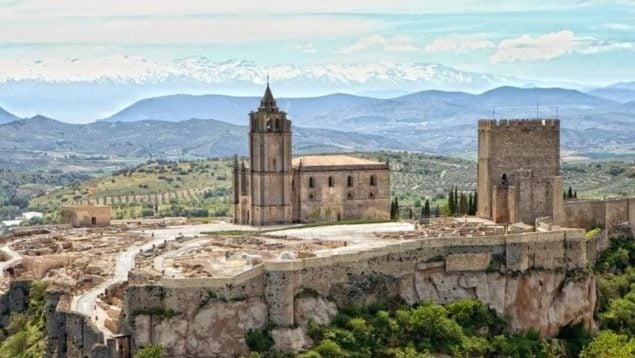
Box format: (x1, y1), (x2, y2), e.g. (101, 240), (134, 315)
(399, 268), (596, 337)
(294, 295), (338, 328)
(134, 297), (267, 357)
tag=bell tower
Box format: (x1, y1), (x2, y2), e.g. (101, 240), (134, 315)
(248, 81), (293, 225)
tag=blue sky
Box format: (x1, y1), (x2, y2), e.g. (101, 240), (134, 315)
(1, 0), (635, 86)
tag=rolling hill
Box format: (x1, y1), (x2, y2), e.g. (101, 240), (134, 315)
(3, 86), (634, 159)
(0, 116), (402, 159)
(0, 106), (20, 124)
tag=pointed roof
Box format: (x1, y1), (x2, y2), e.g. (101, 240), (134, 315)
(259, 79), (277, 110)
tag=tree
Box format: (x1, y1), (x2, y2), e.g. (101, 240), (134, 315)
(567, 186), (573, 199)
(390, 200), (395, 220)
(580, 331), (635, 358)
(390, 198), (400, 220)
(448, 189), (454, 215)
(472, 190), (478, 215)
(453, 187), (459, 215)
(423, 200), (431, 218)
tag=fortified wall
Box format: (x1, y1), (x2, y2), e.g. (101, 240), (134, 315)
(563, 197), (635, 235)
(117, 229), (598, 357)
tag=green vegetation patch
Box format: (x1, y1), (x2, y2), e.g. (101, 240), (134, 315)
(0, 281), (48, 358)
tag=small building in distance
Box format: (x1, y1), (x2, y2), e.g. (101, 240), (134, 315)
(477, 119), (563, 226)
(60, 205), (111, 227)
(233, 83), (391, 225)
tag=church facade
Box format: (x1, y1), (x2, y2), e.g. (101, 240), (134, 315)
(232, 84), (391, 226)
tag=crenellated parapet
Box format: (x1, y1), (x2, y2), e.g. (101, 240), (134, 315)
(478, 119), (560, 130)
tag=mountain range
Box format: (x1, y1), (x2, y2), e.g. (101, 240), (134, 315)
(0, 56), (582, 123)
(1, 85), (634, 160)
(0, 116), (400, 160)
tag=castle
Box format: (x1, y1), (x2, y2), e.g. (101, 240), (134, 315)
(477, 119), (563, 226)
(232, 83), (390, 225)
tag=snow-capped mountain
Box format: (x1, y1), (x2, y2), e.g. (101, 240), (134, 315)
(0, 55), (523, 90)
(0, 55), (582, 122)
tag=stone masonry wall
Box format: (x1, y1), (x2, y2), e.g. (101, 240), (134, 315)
(120, 229), (595, 357)
(563, 197), (635, 235)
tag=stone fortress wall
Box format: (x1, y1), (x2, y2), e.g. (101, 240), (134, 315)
(563, 197), (635, 234)
(116, 228), (601, 357)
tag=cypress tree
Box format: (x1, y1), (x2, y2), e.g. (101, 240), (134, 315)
(467, 193), (473, 215)
(448, 189), (454, 215)
(394, 197), (400, 219)
(574, 191), (577, 199)
(454, 186), (459, 215)
(390, 200), (395, 220)
(459, 192), (467, 215)
(567, 186), (573, 199)
(424, 199), (431, 217)
(473, 190), (478, 215)
(436, 204), (441, 217)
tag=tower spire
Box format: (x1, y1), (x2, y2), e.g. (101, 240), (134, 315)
(259, 77), (277, 111)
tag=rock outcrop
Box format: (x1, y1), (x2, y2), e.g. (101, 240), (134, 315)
(134, 298), (267, 357)
(400, 268), (596, 336)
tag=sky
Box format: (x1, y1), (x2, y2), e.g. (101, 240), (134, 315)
(0, 0), (635, 86)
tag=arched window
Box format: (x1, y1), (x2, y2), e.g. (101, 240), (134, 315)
(370, 175), (377, 186)
(309, 177), (315, 188)
(347, 192), (354, 200)
(347, 176), (353, 187)
(266, 119), (272, 131)
(328, 176), (334, 187)
(275, 119), (280, 131)
(369, 192), (375, 199)
(501, 173), (508, 186)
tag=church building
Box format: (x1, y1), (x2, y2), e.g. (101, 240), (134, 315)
(232, 83), (391, 226)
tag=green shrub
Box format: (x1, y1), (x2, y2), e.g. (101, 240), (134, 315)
(135, 344), (164, 358)
(580, 331), (635, 358)
(245, 329), (274, 353)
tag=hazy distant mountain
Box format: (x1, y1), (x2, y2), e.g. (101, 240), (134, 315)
(588, 81), (635, 103)
(0, 56), (573, 122)
(104, 93), (382, 125)
(0, 116), (402, 157)
(2, 86), (633, 158)
(0, 107), (20, 124)
(105, 86), (619, 128)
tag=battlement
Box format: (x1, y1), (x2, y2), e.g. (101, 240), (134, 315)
(478, 119), (559, 130)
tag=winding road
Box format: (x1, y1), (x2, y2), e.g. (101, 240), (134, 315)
(70, 222), (258, 336)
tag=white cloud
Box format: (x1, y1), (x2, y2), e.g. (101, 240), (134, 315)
(294, 43), (318, 53)
(576, 41), (633, 54)
(1, 0), (631, 18)
(489, 30), (633, 63)
(0, 15), (376, 44)
(425, 36), (495, 53)
(603, 22), (635, 31)
(490, 30), (577, 63)
(338, 35), (420, 54)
